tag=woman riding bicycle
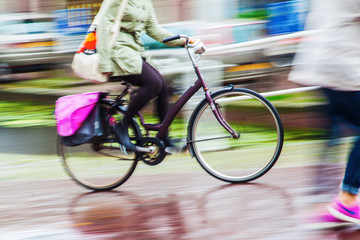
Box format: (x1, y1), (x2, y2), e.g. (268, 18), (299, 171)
(60, 4), (284, 189)
(97, 0), (187, 152)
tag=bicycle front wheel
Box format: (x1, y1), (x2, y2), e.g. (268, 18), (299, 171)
(188, 88), (284, 183)
(58, 118), (141, 191)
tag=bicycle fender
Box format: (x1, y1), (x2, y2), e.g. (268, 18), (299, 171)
(187, 86), (266, 158)
(187, 86), (235, 158)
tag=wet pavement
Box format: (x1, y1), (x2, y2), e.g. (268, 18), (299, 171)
(1, 161), (359, 240)
(1, 74), (359, 239)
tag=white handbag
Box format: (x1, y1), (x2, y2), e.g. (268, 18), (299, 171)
(71, 0), (128, 84)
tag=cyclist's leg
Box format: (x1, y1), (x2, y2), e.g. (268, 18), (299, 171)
(141, 61), (174, 146)
(139, 61), (169, 121)
(122, 63), (164, 122)
(118, 60), (167, 150)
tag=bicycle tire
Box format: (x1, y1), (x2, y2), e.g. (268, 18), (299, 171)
(58, 112), (141, 191)
(188, 88), (284, 183)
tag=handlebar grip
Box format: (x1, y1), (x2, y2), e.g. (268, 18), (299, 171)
(162, 35), (180, 43)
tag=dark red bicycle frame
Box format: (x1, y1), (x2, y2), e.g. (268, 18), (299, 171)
(140, 66), (238, 140)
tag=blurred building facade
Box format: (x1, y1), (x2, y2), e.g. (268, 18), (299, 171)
(0, 0), (66, 13)
(0, 0), (288, 22)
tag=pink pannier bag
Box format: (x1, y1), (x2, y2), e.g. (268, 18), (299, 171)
(55, 92), (100, 137)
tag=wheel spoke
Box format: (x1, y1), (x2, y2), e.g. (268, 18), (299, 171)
(189, 135), (232, 143)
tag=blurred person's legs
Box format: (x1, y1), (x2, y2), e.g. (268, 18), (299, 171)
(312, 90), (338, 194)
(323, 88), (360, 222)
(111, 60), (171, 151)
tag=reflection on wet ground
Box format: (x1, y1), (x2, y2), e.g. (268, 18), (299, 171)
(69, 182), (297, 239)
(69, 191), (186, 239)
(1, 164), (360, 239)
(0, 166), (333, 239)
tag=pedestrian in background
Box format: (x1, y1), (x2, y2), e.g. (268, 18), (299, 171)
(289, 0), (360, 223)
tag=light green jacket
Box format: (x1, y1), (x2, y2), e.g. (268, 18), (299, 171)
(97, 0), (183, 76)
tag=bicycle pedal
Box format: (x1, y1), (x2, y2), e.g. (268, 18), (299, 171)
(165, 145), (186, 155)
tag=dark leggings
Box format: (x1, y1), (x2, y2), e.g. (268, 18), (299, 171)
(120, 60), (169, 129)
(323, 88), (360, 195)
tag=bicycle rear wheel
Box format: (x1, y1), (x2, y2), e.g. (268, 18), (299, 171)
(188, 88), (284, 183)
(58, 118), (141, 191)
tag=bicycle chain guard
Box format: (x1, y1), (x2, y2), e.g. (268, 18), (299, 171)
(138, 137), (166, 166)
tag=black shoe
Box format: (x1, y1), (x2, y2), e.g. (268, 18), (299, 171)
(162, 136), (176, 148)
(115, 122), (137, 153)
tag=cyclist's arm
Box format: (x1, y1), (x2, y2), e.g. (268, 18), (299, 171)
(96, 0), (116, 73)
(144, 3), (184, 47)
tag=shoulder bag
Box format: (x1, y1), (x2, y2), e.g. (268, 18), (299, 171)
(71, 0), (129, 84)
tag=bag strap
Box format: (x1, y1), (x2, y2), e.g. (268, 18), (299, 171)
(109, 0), (129, 48)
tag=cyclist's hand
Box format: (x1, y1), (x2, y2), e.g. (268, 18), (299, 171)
(183, 37), (197, 46)
(189, 38), (197, 44)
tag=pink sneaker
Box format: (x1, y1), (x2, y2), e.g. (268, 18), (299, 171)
(327, 197), (360, 224)
(303, 212), (352, 229)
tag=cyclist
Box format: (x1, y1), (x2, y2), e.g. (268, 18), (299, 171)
(97, 0), (188, 152)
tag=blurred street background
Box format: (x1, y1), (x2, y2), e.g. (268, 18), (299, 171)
(1, 0), (358, 239)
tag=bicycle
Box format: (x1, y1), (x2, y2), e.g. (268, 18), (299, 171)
(58, 35), (284, 191)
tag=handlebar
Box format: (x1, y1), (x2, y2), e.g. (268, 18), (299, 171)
(162, 35), (181, 43)
(162, 35), (206, 54)
(162, 35), (206, 66)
